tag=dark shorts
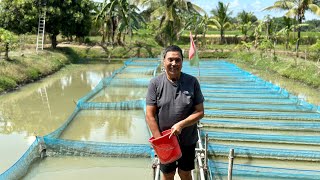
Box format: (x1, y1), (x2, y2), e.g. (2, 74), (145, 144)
(160, 143), (196, 174)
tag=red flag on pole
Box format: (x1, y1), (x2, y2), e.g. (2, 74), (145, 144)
(189, 31), (196, 59)
(189, 31), (199, 66)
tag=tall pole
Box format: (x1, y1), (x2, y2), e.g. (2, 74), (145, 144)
(228, 149), (234, 180)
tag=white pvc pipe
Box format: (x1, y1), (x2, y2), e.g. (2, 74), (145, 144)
(154, 158), (160, 180)
(196, 152), (206, 180)
(196, 127), (207, 180)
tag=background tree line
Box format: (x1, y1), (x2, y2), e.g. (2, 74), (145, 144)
(0, 0), (319, 61)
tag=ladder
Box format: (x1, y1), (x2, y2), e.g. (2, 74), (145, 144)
(39, 87), (52, 116)
(36, 11), (46, 52)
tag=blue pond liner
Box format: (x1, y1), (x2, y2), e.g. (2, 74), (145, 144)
(207, 144), (320, 161)
(201, 118), (320, 131)
(204, 130), (320, 145)
(209, 160), (320, 179)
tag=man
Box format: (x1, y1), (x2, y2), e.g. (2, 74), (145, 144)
(146, 45), (204, 180)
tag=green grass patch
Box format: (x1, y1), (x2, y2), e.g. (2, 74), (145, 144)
(0, 76), (17, 90)
(26, 67), (40, 79)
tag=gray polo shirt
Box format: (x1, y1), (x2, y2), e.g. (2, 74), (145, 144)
(146, 72), (204, 145)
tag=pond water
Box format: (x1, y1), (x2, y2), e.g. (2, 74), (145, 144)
(60, 109), (149, 144)
(0, 60), (319, 178)
(0, 63), (122, 173)
(23, 157), (152, 180)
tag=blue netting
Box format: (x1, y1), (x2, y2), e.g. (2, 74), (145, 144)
(204, 102), (314, 112)
(0, 138), (42, 180)
(204, 97), (298, 105)
(201, 118), (320, 131)
(207, 144), (320, 161)
(44, 137), (151, 158)
(209, 160), (320, 179)
(78, 100), (145, 110)
(107, 78), (150, 87)
(205, 109), (320, 121)
(203, 130), (320, 145)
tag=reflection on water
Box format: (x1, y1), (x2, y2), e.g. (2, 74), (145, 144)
(0, 63), (122, 172)
(60, 110), (149, 144)
(23, 156), (152, 180)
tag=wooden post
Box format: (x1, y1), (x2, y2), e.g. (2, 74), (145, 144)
(305, 49), (307, 61)
(228, 149), (234, 180)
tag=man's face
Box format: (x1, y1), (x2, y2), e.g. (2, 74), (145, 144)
(163, 51), (183, 80)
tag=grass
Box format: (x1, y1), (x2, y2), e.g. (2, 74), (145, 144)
(229, 50), (320, 88)
(0, 48), (71, 93)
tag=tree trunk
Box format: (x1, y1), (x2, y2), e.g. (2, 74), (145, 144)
(51, 34), (57, 48)
(202, 30), (206, 46)
(117, 32), (122, 45)
(220, 29), (223, 44)
(4, 42), (9, 60)
(111, 17), (117, 46)
(101, 22), (106, 44)
(295, 16), (302, 57)
(122, 31), (126, 43)
(286, 33), (289, 50)
(273, 40), (277, 61)
(169, 21), (174, 45)
(295, 30), (301, 57)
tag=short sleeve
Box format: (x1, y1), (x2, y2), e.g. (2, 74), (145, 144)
(193, 78), (204, 105)
(146, 78), (157, 105)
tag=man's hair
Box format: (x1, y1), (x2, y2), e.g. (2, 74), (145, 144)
(163, 45), (183, 60)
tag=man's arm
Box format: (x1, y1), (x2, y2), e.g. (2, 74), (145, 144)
(170, 103), (204, 137)
(146, 105), (162, 138)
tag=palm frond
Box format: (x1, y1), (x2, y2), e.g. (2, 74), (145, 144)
(308, 4), (320, 15)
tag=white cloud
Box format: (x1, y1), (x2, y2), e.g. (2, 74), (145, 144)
(229, 0), (240, 9)
(252, 0), (262, 11)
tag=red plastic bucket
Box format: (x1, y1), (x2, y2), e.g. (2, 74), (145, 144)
(149, 129), (182, 164)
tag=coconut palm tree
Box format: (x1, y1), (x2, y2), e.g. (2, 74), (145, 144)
(114, 0), (145, 44)
(237, 10), (257, 41)
(137, 0), (204, 46)
(264, 0), (320, 54)
(210, 1), (232, 44)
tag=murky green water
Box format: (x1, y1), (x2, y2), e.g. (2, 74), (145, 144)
(23, 157), (152, 180)
(0, 63), (122, 173)
(60, 110), (149, 144)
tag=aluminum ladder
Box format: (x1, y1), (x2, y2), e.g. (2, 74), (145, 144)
(36, 12), (46, 52)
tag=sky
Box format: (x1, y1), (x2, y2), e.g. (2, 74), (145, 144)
(190, 0), (320, 20)
(94, 0), (320, 20)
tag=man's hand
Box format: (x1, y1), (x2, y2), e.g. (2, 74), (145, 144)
(169, 122), (183, 139)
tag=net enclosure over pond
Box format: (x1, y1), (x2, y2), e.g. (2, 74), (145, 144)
(1, 58), (320, 180)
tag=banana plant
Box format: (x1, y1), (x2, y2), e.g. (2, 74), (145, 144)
(263, 0), (320, 54)
(0, 28), (17, 61)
